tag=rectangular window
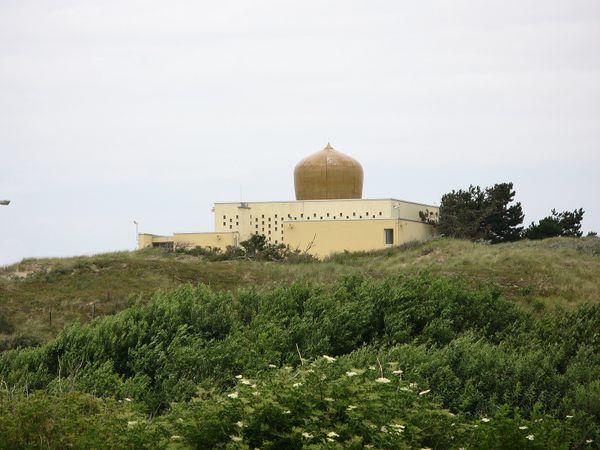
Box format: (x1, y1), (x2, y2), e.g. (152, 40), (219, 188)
(300, 213), (303, 218)
(384, 228), (394, 245)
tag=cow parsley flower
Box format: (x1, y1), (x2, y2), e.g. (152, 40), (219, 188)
(481, 417), (491, 423)
(419, 389), (431, 395)
(375, 377), (391, 383)
(346, 371), (358, 377)
(327, 431), (339, 438)
(293, 382), (302, 388)
(227, 391), (239, 399)
(392, 370), (403, 375)
(230, 435), (242, 442)
(323, 355), (336, 362)
(526, 434), (535, 441)
(302, 432), (313, 439)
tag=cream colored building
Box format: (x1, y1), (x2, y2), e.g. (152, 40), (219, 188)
(139, 144), (438, 258)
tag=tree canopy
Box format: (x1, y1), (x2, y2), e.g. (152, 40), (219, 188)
(436, 182), (524, 243)
(525, 208), (585, 240)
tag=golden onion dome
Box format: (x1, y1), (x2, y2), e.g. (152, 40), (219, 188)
(294, 143), (364, 200)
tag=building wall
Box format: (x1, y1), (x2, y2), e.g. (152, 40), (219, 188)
(138, 232), (238, 250)
(213, 199), (437, 245)
(284, 218), (437, 258)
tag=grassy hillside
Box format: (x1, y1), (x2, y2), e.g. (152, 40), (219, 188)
(1, 237), (599, 346)
(1, 237), (599, 448)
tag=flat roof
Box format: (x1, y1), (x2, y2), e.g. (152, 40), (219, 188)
(213, 198), (438, 208)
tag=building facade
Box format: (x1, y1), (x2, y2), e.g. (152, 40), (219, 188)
(139, 144), (438, 258)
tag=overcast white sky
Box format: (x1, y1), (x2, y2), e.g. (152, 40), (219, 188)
(1, 0), (599, 265)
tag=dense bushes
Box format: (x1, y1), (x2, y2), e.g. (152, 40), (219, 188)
(1, 274), (599, 447)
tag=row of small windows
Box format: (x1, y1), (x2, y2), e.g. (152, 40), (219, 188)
(223, 211), (384, 229)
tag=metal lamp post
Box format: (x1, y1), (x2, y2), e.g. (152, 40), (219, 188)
(133, 220), (139, 249)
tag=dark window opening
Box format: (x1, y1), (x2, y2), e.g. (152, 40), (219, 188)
(385, 228), (394, 245)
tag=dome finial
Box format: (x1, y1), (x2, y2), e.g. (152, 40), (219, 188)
(325, 142), (333, 150)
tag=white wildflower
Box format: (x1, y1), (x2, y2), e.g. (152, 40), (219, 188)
(235, 375), (243, 379)
(268, 364), (277, 368)
(392, 370), (403, 375)
(324, 397), (334, 402)
(236, 421), (244, 428)
(283, 410), (291, 414)
(347, 405), (357, 411)
(419, 389), (431, 396)
(380, 425), (388, 433)
(327, 431), (339, 438)
(127, 421), (138, 427)
(240, 379), (252, 385)
(409, 382), (418, 389)
(227, 391), (239, 399)
(392, 423), (405, 429)
(230, 435), (242, 442)
(519, 426), (528, 430)
(170, 436), (182, 440)
(251, 384), (257, 389)
(526, 434), (535, 441)
(292, 382), (302, 388)
(252, 391), (259, 396)
(369, 365), (376, 370)
(375, 377), (391, 383)
(566, 415), (573, 419)
(124, 397), (133, 402)
(481, 417), (491, 423)
(585, 439), (593, 443)
(323, 355), (336, 363)
(327, 438), (335, 442)
(346, 371), (358, 377)
(302, 432), (313, 439)
(400, 387), (411, 392)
